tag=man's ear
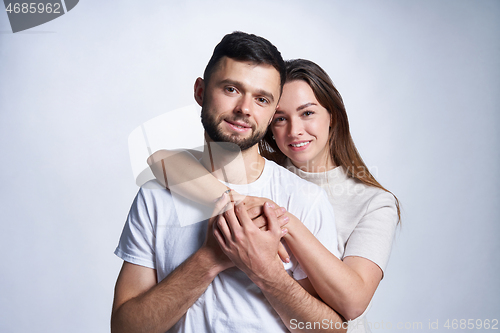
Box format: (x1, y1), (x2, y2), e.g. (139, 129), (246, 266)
(194, 77), (205, 107)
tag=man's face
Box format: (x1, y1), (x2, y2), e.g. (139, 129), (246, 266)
(199, 57), (281, 151)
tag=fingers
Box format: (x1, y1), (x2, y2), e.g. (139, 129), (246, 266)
(277, 242), (290, 263)
(233, 202), (256, 230)
(219, 201), (257, 244)
(222, 202), (244, 235)
(275, 206), (286, 218)
(254, 211), (288, 231)
(229, 190), (246, 205)
(246, 206), (263, 221)
(262, 202), (281, 237)
(213, 218), (229, 250)
(240, 196), (265, 219)
(248, 205), (286, 228)
(209, 192), (232, 226)
(221, 198), (287, 237)
(212, 192), (231, 216)
(277, 210), (289, 228)
(254, 216), (267, 230)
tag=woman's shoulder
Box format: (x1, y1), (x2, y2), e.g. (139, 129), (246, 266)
(330, 171), (397, 214)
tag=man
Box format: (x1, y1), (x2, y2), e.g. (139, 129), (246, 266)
(112, 32), (345, 333)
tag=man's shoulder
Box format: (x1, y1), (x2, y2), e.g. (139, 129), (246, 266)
(134, 180), (175, 207)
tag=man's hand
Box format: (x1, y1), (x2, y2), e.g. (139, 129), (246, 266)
(239, 195), (291, 263)
(201, 192), (235, 272)
(213, 201), (285, 282)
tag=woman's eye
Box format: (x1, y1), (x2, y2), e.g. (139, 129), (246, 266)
(303, 111), (314, 116)
(273, 117), (285, 123)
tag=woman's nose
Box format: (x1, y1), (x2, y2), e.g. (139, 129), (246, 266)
(288, 118), (304, 137)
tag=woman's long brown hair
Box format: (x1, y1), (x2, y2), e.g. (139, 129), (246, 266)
(258, 59), (401, 222)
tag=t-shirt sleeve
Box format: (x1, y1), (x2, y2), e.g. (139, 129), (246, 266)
(114, 188), (156, 269)
(343, 191), (398, 275)
(291, 188), (339, 281)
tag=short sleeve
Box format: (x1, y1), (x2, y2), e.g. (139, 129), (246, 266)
(343, 191), (398, 274)
(114, 188), (156, 269)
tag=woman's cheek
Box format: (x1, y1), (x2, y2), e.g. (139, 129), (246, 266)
(272, 128), (286, 150)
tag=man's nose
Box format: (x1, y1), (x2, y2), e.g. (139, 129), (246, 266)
(234, 95), (253, 116)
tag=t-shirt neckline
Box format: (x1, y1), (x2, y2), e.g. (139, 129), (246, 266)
(221, 158), (271, 193)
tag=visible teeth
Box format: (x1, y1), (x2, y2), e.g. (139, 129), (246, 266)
(291, 142), (309, 147)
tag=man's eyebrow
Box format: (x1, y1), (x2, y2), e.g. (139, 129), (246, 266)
(219, 79), (275, 103)
(297, 102), (317, 111)
(256, 89), (275, 103)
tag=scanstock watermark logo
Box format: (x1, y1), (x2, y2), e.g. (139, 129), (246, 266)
(3, 0), (79, 33)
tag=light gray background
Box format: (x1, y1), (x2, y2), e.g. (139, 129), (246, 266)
(1, 1), (498, 332)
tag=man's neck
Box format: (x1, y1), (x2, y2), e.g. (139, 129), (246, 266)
(200, 138), (265, 185)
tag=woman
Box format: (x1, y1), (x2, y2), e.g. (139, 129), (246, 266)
(149, 59), (400, 331)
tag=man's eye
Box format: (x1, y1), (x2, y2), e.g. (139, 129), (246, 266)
(226, 87), (237, 93)
(257, 97), (269, 104)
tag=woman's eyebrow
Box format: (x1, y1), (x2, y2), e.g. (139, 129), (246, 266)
(296, 102), (317, 111)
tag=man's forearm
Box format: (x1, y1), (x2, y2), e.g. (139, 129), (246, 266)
(256, 268), (347, 333)
(111, 248), (222, 333)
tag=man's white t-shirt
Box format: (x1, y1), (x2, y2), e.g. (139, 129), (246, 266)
(115, 159), (339, 333)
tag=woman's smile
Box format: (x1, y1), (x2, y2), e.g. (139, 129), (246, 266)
(272, 80), (332, 171)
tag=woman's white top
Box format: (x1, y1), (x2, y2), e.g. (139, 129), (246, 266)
(285, 159), (399, 332)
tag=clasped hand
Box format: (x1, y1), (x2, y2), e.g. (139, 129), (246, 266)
(203, 192), (290, 280)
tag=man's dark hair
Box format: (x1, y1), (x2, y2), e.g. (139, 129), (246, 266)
(203, 31), (286, 90)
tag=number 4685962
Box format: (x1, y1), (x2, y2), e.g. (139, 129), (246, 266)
(5, 3), (61, 14)
(444, 319), (498, 330)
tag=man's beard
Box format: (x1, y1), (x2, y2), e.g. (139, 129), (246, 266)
(201, 107), (267, 151)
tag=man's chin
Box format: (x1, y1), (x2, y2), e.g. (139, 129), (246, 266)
(208, 141), (242, 152)
(203, 121), (264, 151)
(206, 130), (255, 150)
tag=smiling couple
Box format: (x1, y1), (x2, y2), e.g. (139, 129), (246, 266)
(112, 31), (399, 333)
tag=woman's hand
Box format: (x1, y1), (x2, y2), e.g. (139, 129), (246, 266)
(230, 194), (291, 263)
(240, 195), (281, 223)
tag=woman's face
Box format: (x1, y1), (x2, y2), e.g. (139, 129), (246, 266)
(271, 80), (333, 172)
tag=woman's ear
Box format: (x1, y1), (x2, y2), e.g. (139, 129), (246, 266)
(194, 77), (205, 107)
